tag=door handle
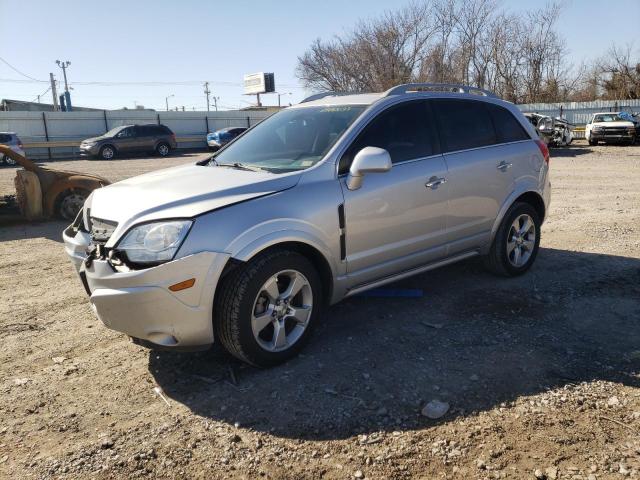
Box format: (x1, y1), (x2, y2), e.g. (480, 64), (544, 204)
(497, 161), (513, 171)
(425, 176), (447, 189)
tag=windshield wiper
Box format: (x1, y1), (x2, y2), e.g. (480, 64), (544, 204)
(216, 162), (266, 172)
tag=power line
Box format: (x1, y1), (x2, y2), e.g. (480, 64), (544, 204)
(0, 57), (47, 82)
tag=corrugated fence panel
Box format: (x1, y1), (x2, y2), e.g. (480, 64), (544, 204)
(0, 110), (271, 159)
(517, 99), (640, 126)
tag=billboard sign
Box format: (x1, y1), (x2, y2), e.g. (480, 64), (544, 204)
(243, 72), (275, 95)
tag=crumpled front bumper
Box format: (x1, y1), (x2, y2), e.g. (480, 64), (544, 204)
(62, 227), (230, 348)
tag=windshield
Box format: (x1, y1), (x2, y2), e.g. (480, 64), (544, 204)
(593, 114), (625, 123)
(104, 126), (126, 137)
(211, 105), (366, 173)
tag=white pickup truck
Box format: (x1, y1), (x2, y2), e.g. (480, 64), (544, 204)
(585, 112), (636, 145)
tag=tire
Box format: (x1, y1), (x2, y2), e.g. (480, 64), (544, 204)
(99, 145), (116, 160)
(56, 189), (89, 221)
(483, 202), (541, 277)
(156, 142), (170, 157)
(588, 138), (597, 146)
(214, 249), (323, 367)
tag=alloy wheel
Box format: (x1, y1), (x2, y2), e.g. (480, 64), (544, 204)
(506, 213), (536, 267)
(251, 270), (313, 352)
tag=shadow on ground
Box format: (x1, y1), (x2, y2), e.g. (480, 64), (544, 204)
(550, 145), (593, 158)
(0, 219), (66, 242)
(149, 247), (640, 440)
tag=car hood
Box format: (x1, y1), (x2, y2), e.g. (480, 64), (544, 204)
(85, 163), (301, 235)
(81, 136), (105, 143)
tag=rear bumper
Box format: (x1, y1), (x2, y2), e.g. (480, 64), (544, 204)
(62, 227), (230, 348)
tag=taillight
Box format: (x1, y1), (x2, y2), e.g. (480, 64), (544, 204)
(535, 139), (550, 165)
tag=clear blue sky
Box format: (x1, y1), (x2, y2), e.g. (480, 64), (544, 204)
(1, 0), (638, 111)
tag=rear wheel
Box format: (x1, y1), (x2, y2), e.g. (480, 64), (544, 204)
(215, 249), (322, 367)
(483, 202), (541, 277)
(99, 145), (116, 160)
(156, 142), (170, 157)
(588, 138), (597, 146)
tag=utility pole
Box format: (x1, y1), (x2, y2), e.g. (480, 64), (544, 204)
(277, 92), (292, 108)
(204, 82), (211, 112)
(49, 73), (59, 111)
(212, 96), (219, 111)
(165, 94), (174, 111)
(55, 60), (72, 111)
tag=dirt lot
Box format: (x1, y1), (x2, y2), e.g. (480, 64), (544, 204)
(1, 142), (639, 479)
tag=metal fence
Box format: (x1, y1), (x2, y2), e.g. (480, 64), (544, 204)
(516, 99), (640, 126)
(0, 110), (272, 159)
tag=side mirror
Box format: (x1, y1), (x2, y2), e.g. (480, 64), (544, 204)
(346, 146), (392, 190)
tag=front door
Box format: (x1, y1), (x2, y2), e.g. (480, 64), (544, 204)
(113, 126), (139, 154)
(339, 100), (449, 288)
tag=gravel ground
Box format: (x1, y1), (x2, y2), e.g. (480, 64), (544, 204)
(1, 141), (639, 479)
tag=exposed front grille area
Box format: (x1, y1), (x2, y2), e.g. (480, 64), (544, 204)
(90, 217), (118, 244)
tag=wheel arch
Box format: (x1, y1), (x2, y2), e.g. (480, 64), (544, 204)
(219, 238), (336, 307)
(489, 187), (546, 249)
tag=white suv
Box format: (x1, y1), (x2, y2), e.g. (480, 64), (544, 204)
(63, 83), (551, 367)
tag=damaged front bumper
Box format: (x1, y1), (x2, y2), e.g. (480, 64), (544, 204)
(62, 225), (230, 349)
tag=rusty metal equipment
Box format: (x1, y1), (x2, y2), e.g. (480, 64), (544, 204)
(0, 144), (109, 221)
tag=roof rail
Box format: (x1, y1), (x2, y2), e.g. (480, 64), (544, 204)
(384, 83), (497, 98)
(300, 91), (368, 103)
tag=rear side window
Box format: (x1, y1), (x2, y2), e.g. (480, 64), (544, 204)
(0, 134), (12, 143)
(340, 100), (436, 173)
(486, 104), (529, 143)
(433, 99), (497, 152)
(136, 126), (152, 136)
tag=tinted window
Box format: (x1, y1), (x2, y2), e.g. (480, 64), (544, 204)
(136, 126), (152, 136)
(340, 100), (435, 173)
(487, 104), (529, 143)
(0, 134), (11, 143)
(157, 125), (172, 134)
(117, 127), (134, 138)
(433, 99), (497, 152)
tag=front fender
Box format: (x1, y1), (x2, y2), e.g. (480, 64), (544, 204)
(231, 228), (340, 279)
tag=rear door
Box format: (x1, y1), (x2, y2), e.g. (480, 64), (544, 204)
(432, 99), (521, 254)
(340, 100), (449, 288)
(135, 125), (156, 151)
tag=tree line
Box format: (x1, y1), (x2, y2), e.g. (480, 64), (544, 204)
(296, 0), (640, 103)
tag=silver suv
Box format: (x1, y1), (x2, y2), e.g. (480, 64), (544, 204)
(63, 84), (551, 367)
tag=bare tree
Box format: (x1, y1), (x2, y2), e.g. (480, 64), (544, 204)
(596, 44), (640, 99)
(297, 0), (586, 103)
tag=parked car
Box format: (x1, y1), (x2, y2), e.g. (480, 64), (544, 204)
(618, 110), (640, 142)
(0, 132), (25, 166)
(585, 112), (636, 145)
(523, 113), (573, 147)
(63, 83), (550, 367)
(79, 124), (177, 160)
(206, 127), (247, 151)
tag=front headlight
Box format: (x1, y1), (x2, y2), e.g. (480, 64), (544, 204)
(116, 220), (193, 265)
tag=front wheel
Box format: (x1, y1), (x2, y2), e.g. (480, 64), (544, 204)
(156, 143), (170, 157)
(215, 250), (322, 367)
(483, 202), (541, 277)
(99, 145), (116, 160)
